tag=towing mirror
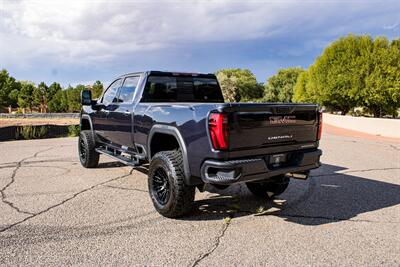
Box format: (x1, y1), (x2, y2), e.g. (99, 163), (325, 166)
(81, 90), (92, 106)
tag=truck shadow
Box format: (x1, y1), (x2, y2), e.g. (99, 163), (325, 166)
(185, 163), (400, 225)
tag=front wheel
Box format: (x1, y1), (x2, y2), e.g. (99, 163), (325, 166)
(246, 175), (290, 198)
(78, 130), (99, 168)
(148, 150), (195, 218)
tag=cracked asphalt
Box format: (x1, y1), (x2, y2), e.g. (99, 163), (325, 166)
(0, 129), (399, 266)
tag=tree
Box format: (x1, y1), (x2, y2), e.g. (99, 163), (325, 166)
(47, 82), (62, 102)
(307, 35), (373, 114)
(91, 81), (103, 98)
(362, 37), (400, 117)
(0, 69), (21, 108)
(67, 85), (85, 112)
(33, 82), (49, 112)
(215, 68), (262, 101)
(18, 81), (36, 111)
(264, 67), (305, 102)
(298, 34), (400, 116)
(215, 71), (240, 102)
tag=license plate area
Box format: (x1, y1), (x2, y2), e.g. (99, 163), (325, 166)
(267, 153), (288, 168)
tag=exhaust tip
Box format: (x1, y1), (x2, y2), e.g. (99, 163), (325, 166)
(287, 171), (309, 180)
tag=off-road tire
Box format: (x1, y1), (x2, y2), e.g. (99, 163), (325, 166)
(78, 130), (100, 168)
(246, 175), (290, 198)
(148, 150), (195, 218)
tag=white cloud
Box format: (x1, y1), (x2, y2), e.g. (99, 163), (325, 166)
(0, 0), (323, 66)
(0, 0), (399, 70)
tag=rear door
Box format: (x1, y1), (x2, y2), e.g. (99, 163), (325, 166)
(107, 76), (141, 149)
(227, 104), (318, 150)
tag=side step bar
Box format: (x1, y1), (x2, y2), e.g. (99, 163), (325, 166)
(95, 147), (140, 166)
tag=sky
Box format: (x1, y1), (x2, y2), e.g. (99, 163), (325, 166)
(0, 0), (399, 87)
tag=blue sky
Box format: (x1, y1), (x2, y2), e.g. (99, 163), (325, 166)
(1, 0), (399, 87)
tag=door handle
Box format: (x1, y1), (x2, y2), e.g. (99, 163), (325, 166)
(123, 110), (130, 115)
(103, 110), (110, 114)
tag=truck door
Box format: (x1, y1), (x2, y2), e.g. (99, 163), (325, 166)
(107, 76), (141, 149)
(92, 79), (123, 142)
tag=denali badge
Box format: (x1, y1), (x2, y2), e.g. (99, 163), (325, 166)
(267, 134), (293, 141)
(269, 115), (296, 124)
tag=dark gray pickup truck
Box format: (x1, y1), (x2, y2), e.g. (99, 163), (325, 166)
(79, 71), (322, 218)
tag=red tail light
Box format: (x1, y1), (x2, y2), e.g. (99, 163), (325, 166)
(317, 111), (323, 140)
(208, 113), (229, 150)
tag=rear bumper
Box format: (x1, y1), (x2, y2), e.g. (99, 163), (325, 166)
(200, 149), (322, 185)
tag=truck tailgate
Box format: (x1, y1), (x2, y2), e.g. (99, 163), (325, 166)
(224, 103), (319, 150)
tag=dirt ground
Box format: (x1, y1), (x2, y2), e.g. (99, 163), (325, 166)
(0, 118), (79, 128)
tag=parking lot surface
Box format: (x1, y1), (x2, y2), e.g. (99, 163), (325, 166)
(0, 129), (399, 266)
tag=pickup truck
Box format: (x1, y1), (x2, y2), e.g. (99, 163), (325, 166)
(79, 71), (322, 218)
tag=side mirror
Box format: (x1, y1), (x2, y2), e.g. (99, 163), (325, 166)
(81, 90), (92, 105)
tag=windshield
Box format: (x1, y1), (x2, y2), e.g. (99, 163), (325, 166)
(142, 75), (224, 103)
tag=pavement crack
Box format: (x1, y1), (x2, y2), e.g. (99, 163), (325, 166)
(0, 146), (62, 216)
(0, 169), (134, 233)
(275, 213), (400, 224)
(103, 185), (148, 193)
(190, 216), (232, 267)
(389, 144), (400, 151)
(312, 167), (400, 177)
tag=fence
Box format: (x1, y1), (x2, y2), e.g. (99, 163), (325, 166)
(0, 113), (80, 119)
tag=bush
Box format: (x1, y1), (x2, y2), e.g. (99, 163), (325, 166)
(68, 125), (80, 137)
(16, 125), (48, 140)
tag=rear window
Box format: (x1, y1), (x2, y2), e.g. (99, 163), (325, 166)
(141, 75), (224, 103)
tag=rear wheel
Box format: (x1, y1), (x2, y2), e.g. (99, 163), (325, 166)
(148, 150), (195, 218)
(246, 175), (289, 198)
(78, 130), (99, 168)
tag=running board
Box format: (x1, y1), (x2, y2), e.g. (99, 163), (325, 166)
(95, 148), (139, 166)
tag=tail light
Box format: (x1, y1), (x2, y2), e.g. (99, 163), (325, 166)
(317, 111), (323, 140)
(208, 113), (229, 150)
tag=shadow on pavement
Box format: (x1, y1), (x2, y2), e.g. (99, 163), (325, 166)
(183, 163), (400, 225)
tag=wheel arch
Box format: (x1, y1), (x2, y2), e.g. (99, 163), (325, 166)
(148, 125), (191, 183)
(80, 115), (93, 133)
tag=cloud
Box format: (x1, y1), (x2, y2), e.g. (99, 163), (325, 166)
(0, 0), (356, 65)
(0, 0), (399, 85)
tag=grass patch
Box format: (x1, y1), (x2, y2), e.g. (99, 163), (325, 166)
(68, 125), (80, 137)
(16, 125), (48, 139)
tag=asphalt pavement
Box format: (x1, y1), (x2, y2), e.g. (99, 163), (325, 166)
(0, 129), (399, 266)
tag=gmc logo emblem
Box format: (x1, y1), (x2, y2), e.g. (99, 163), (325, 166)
(269, 115), (296, 124)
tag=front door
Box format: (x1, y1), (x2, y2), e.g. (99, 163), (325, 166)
(93, 78), (123, 142)
(107, 76), (141, 149)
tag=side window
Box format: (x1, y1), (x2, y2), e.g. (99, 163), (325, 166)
(116, 76), (140, 103)
(142, 76), (178, 102)
(102, 79), (122, 104)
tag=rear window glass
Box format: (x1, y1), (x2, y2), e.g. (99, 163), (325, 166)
(141, 75), (224, 102)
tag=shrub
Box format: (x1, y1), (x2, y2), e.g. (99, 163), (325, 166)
(16, 125), (48, 140)
(68, 125), (80, 137)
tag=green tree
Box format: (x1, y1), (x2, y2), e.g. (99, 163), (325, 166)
(33, 82), (49, 112)
(18, 81), (36, 111)
(47, 82), (62, 103)
(307, 35), (373, 114)
(264, 67), (305, 102)
(215, 71), (239, 102)
(67, 85), (85, 112)
(0, 69), (21, 108)
(91, 80), (103, 99)
(300, 34), (400, 116)
(362, 37), (400, 117)
(215, 68), (262, 101)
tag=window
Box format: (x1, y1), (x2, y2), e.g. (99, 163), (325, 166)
(116, 76), (140, 103)
(102, 79), (122, 104)
(142, 75), (224, 103)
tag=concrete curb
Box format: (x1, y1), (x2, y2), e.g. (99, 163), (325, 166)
(323, 113), (400, 138)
